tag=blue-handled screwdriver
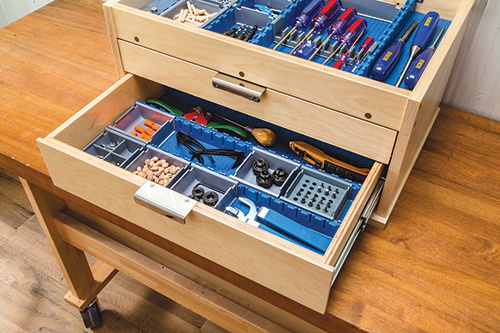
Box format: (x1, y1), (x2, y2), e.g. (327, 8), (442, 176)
(404, 27), (445, 89)
(371, 21), (419, 81)
(395, 11), (440, 87)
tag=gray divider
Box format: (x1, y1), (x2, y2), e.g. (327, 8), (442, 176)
(281, 167), (352, 220)
(161, 0), (227, 28)
(126, 146), (191, 187)
(231, 147), (299, 197)
(113, 102), (175, 143)
(168, 164), (238, 210)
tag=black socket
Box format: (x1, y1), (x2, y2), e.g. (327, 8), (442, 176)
(256, 170), (273, 188)
(252, 158), (269, 175)
(191, 186), (205, 201)
(272, 167), (288, 186)
(202, 191), (219, 207)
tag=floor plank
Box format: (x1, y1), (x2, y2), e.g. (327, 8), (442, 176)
(0, 168), (226, 332)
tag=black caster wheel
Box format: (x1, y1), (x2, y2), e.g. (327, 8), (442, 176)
(80, 298), (102, 328)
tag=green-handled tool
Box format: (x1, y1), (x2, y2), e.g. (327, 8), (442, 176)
(146, 99), (248, 140)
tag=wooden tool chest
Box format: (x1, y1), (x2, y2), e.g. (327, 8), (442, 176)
(37, 0), (474, 314)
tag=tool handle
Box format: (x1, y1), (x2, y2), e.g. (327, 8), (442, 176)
(327, 6), (357, 40)
(404, 47), (435, 89)
(413, 11), (440, 48)
(295, 0), (324, 31)
(252, 128), (276, 148)
(146, 99), (184, 117)
(371, 40), (404, 81)
(257, 208), (332, 253)
(312, 0), (342, 33)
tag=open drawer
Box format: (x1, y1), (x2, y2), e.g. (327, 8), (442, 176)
(38, 74), (385, 313)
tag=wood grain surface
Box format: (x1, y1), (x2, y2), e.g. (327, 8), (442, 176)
(0, 1), (499, 332)
(0, 169), (226, 332)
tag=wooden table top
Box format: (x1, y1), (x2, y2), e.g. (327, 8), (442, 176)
(1, 1), (499, 331)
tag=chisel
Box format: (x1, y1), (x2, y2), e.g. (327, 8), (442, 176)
(395, 11), (440, 87)
(404, 27), (445, 89)
(371, 21), (418, 81)
(272, 0), (324, 50)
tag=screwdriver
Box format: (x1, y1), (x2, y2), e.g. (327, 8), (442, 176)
(291, 37), (323, 59)
(349, 36), (374, 65)
(371, 21), (418, 81)
(396, 11), (440, 87)
(214, 114), (277, 147)
(272, 0), (324, 50)
(307, 6), (357, 60)
(350, 41), (378, 72)
(404, 27), (445, 89)
(289, 0), (342, 55)
(322, 17), (367, 65)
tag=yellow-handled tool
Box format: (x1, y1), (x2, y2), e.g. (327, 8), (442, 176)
(215, 115), (277, 148)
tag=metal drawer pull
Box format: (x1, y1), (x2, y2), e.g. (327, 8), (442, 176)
(134, 181), (198, 224)
(212, 73), (266, 103)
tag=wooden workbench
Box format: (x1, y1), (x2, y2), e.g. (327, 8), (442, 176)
(1, 0), (499, 331)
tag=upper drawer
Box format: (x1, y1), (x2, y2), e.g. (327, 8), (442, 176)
(104, 0), (474, 130)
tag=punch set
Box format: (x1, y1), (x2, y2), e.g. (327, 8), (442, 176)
(82, 86), (374, 254)
(143, 0), (450, 90)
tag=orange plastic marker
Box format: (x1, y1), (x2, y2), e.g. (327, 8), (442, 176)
(145, 128), (154, 137)
(139, 133), (151, 141)
(130, 131), (138, 136)
(144, 119), (155, 128)
(135, 125), (146, 133)
(152, 124), (160, 131)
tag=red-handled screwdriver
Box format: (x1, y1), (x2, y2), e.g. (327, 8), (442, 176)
(289, 0), (342, 55)
(322, 17), (367, 65)
(307, 6), (357, 60)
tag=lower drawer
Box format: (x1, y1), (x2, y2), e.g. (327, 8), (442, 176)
(39, 74), (384, 313)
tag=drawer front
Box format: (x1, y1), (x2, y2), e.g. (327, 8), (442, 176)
(118, 40), (397, 164)
(39, 74), (384, 313)
(107, 2), (409, 130)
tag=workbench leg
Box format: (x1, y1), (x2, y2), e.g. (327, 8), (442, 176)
(20, 179), (118, 328)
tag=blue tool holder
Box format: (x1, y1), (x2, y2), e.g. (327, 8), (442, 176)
(82, 84), (371, 254)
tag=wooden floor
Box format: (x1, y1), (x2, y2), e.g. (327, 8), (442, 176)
(0, 168), (226, 332)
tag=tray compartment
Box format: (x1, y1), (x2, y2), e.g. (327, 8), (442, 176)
(114, 101), (175, 144)
(155, 117), (253, 175)
(281, 166), (352, 220)
(83, 128), (145, 168)
(221, 183), (340, 253)
(125, 146), (190, 186)
(204, 0), (289, 41)
(160, 0), (227, 27)
(231, 147), (299, 197)
(168, 164), (238, 210)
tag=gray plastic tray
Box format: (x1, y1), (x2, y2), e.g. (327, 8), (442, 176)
(231, 147), (299, 197)
(161, 0), (227, 28)
(281, 167), (352, 220)
(83, 127), (145, 168)
(114, 102), (175, 143)
(126, 146), (190, 187)
(168, 164), (238, 210)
